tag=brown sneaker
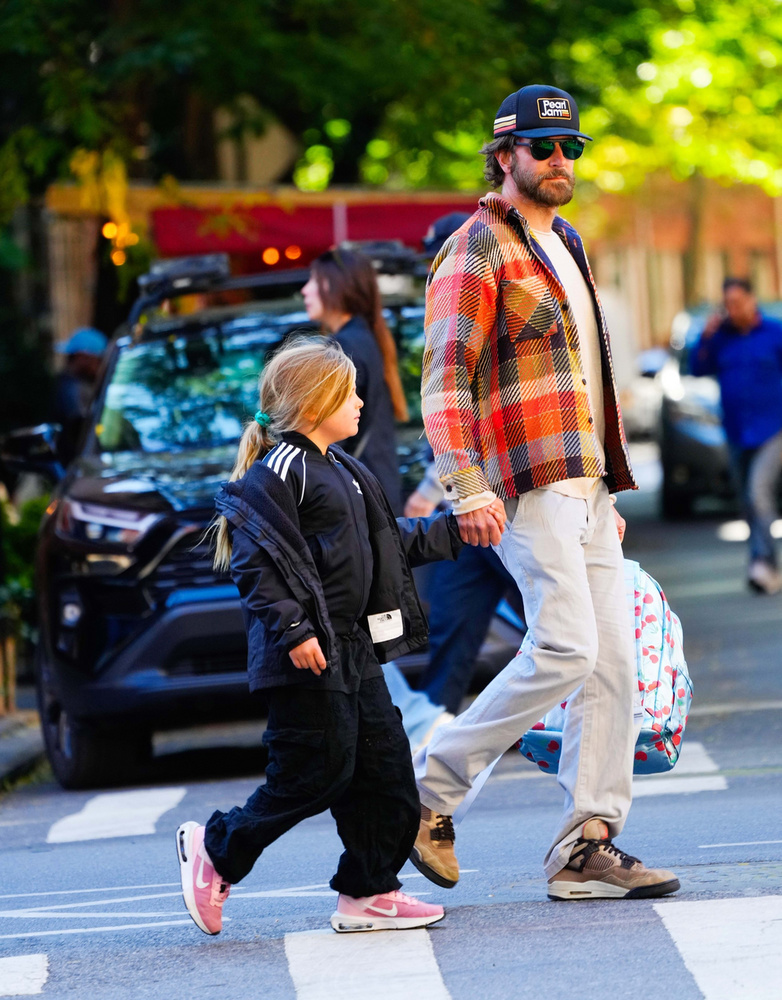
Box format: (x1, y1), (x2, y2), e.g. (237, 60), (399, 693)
(547, 819), (680, 901)
(409, 805), (459, 888)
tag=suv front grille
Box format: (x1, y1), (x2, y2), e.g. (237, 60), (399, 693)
(166, 649), (247, 677)
(150, 532), (231, 593)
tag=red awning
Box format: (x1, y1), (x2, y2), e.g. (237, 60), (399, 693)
(151, 197), (478, 259)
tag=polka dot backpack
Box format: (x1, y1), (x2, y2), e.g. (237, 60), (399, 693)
(516, 559), (693, 775)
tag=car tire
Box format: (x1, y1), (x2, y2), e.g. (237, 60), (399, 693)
(35, 649), (151, 789)
(660, 481), (694, 520)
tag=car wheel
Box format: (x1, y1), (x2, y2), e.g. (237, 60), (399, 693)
(660, 481), (694, 520)
(35, 649), (150, 789)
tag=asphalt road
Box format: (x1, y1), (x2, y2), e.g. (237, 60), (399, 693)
(2, 444), (782, 1000)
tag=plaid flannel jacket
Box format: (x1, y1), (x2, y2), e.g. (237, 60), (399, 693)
(421, 192), (636, 506)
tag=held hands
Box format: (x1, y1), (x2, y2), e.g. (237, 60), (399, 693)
(455, 498), (506, 547)
(289, 636), (327, 675)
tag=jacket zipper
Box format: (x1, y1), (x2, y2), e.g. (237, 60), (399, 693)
(328, 451), (368, 626)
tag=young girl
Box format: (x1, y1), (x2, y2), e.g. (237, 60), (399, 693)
(175, 338), (462, 935)
(302, 247), (407, 512)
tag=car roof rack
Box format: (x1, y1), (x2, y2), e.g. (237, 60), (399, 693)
(128, 254), (309, 326)
(128, 241), (426, 329)
(339, 239), (424, 276)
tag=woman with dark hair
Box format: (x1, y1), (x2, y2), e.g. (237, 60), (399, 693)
(302, 247), (407, 512)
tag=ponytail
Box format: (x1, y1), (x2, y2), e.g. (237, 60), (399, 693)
(212, 419), (274, 572)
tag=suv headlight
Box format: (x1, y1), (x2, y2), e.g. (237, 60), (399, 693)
(56, 499), (162, 547)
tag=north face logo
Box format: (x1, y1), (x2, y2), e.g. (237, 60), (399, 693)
(537, 98), (572, 120)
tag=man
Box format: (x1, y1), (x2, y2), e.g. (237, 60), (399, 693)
(411, 84), (680, 901)
(406, 210), (527, 716)
(692, 278), (782, 594)
(51, 327), (108, 463)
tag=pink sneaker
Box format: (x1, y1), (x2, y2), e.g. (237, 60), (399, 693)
(176, 821), (231, 935)
(330, 889), (445, 933)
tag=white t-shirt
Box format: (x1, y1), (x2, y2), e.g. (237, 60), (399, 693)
(530, 227), (606, 499)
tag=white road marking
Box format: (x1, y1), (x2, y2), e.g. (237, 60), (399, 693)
(655, 896), (782, 1000)
(46, 788), (186, 843)
(0, 955), (48, 996)
(0, 920), (193, 942)
(669, 741), (719, 775)
(494, 741), (728, 796)
(284, 928), (451, 1000)
(633, 741), (727, 797)
(699, 839), (782, 849)
(632, 775), (728, 797)
(692, 699), (782, 716)
(0, 883), (179, 901)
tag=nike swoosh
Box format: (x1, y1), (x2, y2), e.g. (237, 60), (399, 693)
(366, 902), (398, 916)
(195, 853), (210, 890)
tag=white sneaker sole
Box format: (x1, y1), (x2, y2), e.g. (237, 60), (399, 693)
(547, 877), (680, 901)
(176, 821), (214, 935)
(330, 910), (445, 932)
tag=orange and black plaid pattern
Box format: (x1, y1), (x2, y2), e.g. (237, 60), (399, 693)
(422, 192), (636, 501)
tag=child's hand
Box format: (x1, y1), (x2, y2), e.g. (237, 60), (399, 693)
(289, 637), (327, 675)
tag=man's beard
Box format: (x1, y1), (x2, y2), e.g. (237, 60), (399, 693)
(510, 157), (575, 207)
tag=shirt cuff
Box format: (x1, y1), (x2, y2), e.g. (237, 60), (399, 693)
(440, 465), (493, 505)
(449, 490), (498, 515)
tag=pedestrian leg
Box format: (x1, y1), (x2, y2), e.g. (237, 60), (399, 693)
(544, 484), (636, 876)
(746, 429), (782, 568)
(203, 685), (358, 885)
(329, 674), (420, 897)
(414, 490), (601, 820)
(419, 547), (510, 713)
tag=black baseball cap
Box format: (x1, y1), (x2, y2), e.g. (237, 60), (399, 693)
(422, 212), (472, 257)
(493, 85), (592, 141)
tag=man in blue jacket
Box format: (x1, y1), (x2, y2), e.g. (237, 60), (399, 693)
(691, 277), (782, 593)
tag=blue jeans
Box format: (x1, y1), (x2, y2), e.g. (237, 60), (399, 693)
(417, 544), (521, 713)
(729, 429), (782, 567)
(382, 661), (445, 749)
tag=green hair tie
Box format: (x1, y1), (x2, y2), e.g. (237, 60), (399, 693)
(254, 410), (272, 428)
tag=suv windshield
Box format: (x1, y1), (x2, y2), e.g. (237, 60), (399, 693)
(95, 316), (309, 455)
(94, 297), (427, 459)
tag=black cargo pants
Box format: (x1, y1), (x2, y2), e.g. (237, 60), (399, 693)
(203, 656), (420, 898)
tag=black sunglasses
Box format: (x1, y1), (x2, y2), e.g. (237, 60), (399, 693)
(515, 138), (585, 161)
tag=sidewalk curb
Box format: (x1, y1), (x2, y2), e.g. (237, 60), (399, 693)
(0, 713), (45, 786)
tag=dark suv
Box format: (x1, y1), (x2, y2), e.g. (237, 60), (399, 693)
(2, 252), (434, 787)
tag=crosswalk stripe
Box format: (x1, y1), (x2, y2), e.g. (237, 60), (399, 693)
(632, 774), (728, 797)
(46, 788), (186, 843)
(655, 896), (782, 999)
(633, 741), (727, 797)
(284, 928), (451, 1000)
(0, 954), (48, 995)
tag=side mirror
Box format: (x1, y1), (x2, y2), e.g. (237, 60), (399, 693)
(0, 423), (66, 480)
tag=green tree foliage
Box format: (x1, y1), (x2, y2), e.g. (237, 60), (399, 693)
(2, 0), (782, 208)
(1, 0), (681, 214)
(577, 0), (782, 196)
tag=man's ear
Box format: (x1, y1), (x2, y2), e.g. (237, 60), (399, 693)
(495, 149), (514, 176)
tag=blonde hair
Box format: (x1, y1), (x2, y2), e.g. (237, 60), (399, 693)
(212, 337), (356, 570)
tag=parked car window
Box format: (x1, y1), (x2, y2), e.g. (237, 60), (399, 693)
(95, 321), (299, 455)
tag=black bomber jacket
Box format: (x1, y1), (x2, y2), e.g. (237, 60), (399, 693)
(214, 439), (463, 690)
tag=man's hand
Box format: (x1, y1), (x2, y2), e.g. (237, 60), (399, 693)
(289, 636), (327, 675)
(612, 503), (626, 544)
(456, 499), (506, 547)
(404, 489), (437, 518)
(701, 311), (724, 339)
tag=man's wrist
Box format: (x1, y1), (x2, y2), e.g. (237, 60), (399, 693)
(452, 491), (498, 515)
